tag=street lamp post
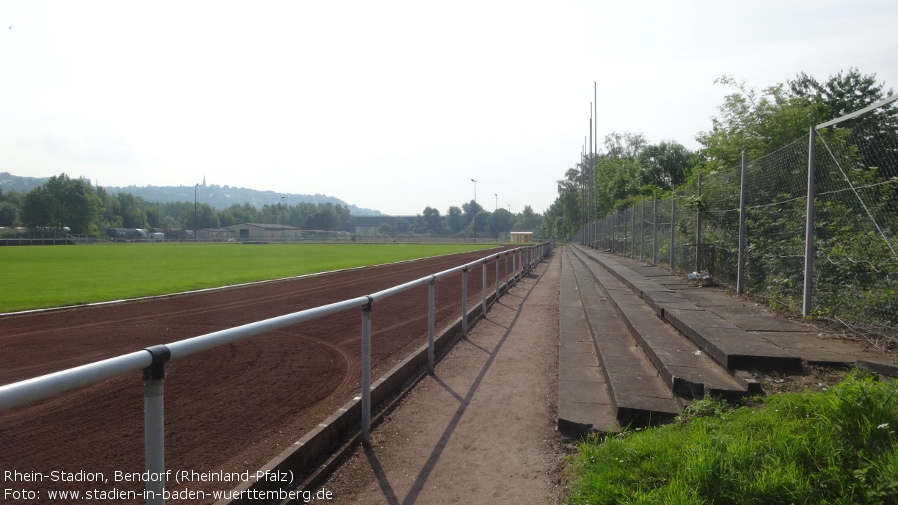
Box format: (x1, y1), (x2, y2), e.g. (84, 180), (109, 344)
(471, 179), (478, 242)
(194, 183), (198, 242)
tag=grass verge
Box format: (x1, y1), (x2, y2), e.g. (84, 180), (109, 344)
(566, 373), (898, 504)
(0, 242), (496, 313)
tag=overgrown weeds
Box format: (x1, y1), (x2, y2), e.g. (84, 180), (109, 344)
(566, 373), (898, 504)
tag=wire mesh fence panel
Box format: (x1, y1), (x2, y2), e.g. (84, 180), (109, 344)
(701, 166), (741, 288)
(743, 137), (810, 310)
(813, 111), (898, 333)
(655, 194), (674, 270)
(673, 189), (698, 274)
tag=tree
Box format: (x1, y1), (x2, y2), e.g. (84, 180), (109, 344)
(446, 206), (465, 233)
(514, 205), (542, 231)
(20, 174), (102, 234)
(420, 206), (444, 235)
(637, 141), (694, 191)
(0, 202), (18, 226)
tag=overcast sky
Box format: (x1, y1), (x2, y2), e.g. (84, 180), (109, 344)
(1, 1), (896, 216)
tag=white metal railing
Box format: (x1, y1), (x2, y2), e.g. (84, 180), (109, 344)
(0, 241), (554, 504)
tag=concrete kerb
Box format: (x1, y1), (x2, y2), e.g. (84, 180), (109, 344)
(217, 274), (519, 504)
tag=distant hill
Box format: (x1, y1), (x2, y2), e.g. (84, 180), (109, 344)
(0, 172), (383, 216)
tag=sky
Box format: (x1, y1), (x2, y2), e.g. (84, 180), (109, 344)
(1, 1), (896, 216)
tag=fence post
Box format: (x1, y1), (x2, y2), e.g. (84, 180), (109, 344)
(361, 298), (372, 444)
(670, 194), (676, 269)
(696, 173), (703, 272)
(630, 205), (636, 258)
(737, 151), (748, 293)
(143, 345), (170, 505)
(652, 194), (658, 265)
(428, 278), (435, 372)
(640, 197), (646, 261)
(462, 267), (468, 336)
(803, 128), (817, 316)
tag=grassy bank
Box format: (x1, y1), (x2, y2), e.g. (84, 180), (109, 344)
(567, 373), (898, 504)
(0, 242), (496, 312)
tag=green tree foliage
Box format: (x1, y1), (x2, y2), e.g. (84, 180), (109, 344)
(446, 206), (465, 233)
(0, 202), (18, 226)
(515, 205), (542, 231)
(420, 206), (445, 235)
(20, 174), (103, 234)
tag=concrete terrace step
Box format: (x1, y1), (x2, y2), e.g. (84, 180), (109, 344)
(573, 245), (803, 372)
(557, 250), (619, 435)
(569, 247), (759, 401)
(563, 248), (680, 427)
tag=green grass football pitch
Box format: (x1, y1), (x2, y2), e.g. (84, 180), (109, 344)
(0, 242), (496, 313)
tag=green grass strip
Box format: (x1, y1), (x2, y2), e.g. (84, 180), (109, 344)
(0, 242), (496, 312)
(567, 374), (898, 505)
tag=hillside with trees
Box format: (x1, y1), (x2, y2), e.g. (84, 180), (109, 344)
(0, 175), (543, 240)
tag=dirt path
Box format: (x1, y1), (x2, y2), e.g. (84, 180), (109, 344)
(322, 251), (565, 504)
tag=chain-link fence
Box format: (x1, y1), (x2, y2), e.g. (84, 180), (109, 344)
(579, 97), (898, 338)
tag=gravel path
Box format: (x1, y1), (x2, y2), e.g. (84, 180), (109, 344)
(322, 251), (565, 504)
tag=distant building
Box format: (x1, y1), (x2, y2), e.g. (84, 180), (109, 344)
(198, 227), (236, 241)
(510, 232), (533, 243)
(224, 223), (301, 241)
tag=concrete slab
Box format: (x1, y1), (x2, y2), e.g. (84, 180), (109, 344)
(558, 249), (619, 435)
(567, 250), (681, 424)
(570, 247), (749, 399)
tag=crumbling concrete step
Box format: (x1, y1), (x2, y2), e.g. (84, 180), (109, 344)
(570, 247), (757, 400)
(565, 249), (680, 427)
(558, 250), (619, 435)
(573, 246), (802, 372)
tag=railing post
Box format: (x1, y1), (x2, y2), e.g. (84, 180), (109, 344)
(504, 252), (509, 292)
(737, 151), (748, 293)
(361, 297), (372, 444)
(461, 267), (468, 336)
(513, 250), (517, 283)
(143, 345), (170, 505)
(495, 253), (500, 301)
(803, 128), (817, 316)
(481, 259), (487, 317)
(428, 278), (435, 372)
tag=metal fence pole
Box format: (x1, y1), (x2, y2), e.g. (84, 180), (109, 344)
(696, 173), (703, 272)
(428, 278), (435, 372)
(462, 267), (468, 336)
(640, 197), (646, 261)
(737, 151), (748, 293)
(143, 345), (169, 505)
(670, 194), (676, 269)
(803, 128), (817, 316)
(652, 194), (658, 265)
(361, 299), (372, 444)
